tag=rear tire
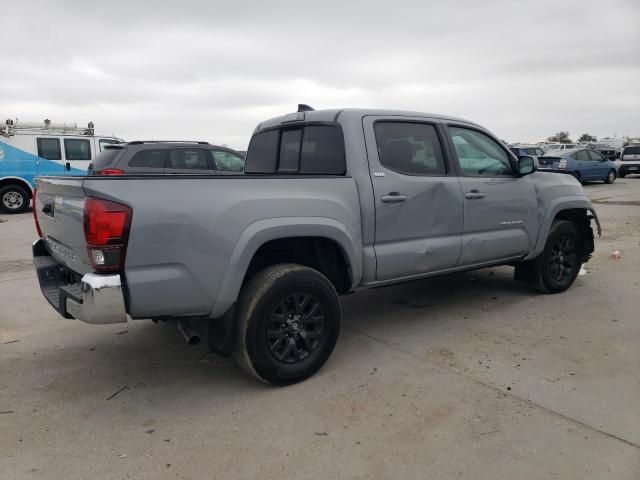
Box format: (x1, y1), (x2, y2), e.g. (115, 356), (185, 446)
(605, 169), (616, 184)
(233, 264), (341, 385)
(516, 220), (582, 294)
(0, 184), (30, 214)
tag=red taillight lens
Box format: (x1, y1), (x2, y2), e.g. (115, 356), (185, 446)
(83, 197), (132, 273)
(96, 168), (125, 176)
(32, 188), (43, 238)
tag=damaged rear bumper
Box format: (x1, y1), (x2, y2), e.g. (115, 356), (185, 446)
(33, 239), (127, 324)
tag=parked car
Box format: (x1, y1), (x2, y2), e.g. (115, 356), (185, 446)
(32, 106), (600, 385)
(542, 143), (578, 153)
(87, 141), (245, 175)
(616, 145), (640, 177)
(586, 143), (616, 161)
(509, 145), (545, 158)
(538, 148), (618, 184)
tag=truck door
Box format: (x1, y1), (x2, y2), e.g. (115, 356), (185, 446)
(363, 116), (463, 281)
(62, 137), (93, 175)
(444, 124), (537, 266)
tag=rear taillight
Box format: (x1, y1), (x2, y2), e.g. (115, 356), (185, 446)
(558, 159), (567, 170)
(33, 188), (43, 238)
(96, 168), (125, 176)
(83, 197), (133, 273)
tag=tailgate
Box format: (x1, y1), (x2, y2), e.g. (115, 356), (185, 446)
(34, 177), (92, 274)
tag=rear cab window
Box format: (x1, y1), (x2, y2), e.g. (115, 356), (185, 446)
(245, 124), (346, 175)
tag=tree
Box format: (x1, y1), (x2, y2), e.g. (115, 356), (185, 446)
(578, 133), (597, 143)
(547, 131), (572, 144)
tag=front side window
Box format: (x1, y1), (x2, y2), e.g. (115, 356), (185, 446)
(128, 149), (168, 168)
(64, 139), (91, 160)
(168, 149), (210, 170)
(211, 150), (245, 172)
(449, 127), (512, 176)
(37, 138), (61, 160)
(374, 122), (446, 176)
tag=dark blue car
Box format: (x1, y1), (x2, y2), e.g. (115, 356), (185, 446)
(538, 148), (618, 184)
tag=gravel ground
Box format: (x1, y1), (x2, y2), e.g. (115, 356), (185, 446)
(1, 178), (639, 479)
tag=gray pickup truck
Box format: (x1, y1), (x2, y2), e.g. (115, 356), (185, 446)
(32, 107), (601, 385)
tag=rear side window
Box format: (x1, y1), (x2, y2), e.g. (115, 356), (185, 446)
(374, 122), (446, 176)
(129, 149), (169, 168)
(92, 147), (123, 169)
(588, 150), (604, 161)
(64, 139), (91, 160)
(245, 125), (345, 175)
(167, 149), (210, 169)
(99, 139), (119, 151)
(37, 138), (61, 160)
(572, 150), (590, 161)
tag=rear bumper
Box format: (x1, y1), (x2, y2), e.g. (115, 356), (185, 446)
(33, 239), (127, 324)
(618, 164), (640, 175)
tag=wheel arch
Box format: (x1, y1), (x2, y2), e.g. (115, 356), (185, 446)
(527, 197), (600, 260)
(0, 176), (34, 197)
(210, 217), (362, 318)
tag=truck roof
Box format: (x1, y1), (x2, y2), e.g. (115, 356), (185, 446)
(255, 108), (480, 132)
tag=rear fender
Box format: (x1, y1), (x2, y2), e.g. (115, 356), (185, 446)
(210, 217), (361, 318)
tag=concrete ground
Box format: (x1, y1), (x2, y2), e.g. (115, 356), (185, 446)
(1, 178), (639, 480)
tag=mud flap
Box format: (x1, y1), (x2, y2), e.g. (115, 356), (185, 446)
(208, 303), (237, 357)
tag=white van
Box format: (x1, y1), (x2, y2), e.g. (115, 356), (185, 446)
(616, 145), (640, 178)
(0, 119), (122, 213)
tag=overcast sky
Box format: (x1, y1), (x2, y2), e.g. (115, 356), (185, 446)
(1, 0), (638, 148)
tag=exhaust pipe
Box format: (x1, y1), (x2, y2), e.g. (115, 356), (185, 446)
(177, 318), (201, 346)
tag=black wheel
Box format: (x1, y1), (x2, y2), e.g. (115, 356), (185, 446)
(570, 171), (582, 183)
(619, 173), (626, 178)
(0, 184), (30, 214)
(605, 169), (616, 184)
(233, 264), (341, 385)
(535, 220), (582, 293)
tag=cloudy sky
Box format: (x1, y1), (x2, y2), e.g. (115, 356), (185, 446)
(1, 0), (638, 148)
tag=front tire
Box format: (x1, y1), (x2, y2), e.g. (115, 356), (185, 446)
(536, 220), (582, 293)
(605, 169), (616, 184)
(233, 264), (341, 385)
(0, 184), (30, 214)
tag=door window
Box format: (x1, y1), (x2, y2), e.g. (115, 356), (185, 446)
(36, 138), (61, 160)
(211, 150), (245, 172)
(588, 150), (604, 161)
(573, 150), (590, 161)
(128, 149), (169, 168)
(449, 127), (512, 176)
(64, 139), (91, 160)
(373, 122), (446, 176)
(168, 149), (210, 170)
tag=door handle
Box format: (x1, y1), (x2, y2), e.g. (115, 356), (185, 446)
(381, 192), (408, 203)
(465, 190), (486, 199)
(65, 162), (71, 172)
(42, 202), (53, 216)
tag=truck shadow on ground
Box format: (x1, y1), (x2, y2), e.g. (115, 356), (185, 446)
(21, 266), (543, 406)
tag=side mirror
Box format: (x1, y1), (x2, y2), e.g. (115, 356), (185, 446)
(518, 156), (537, 176)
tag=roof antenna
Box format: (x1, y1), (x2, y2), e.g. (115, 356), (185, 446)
(297, 104), (315, 112)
